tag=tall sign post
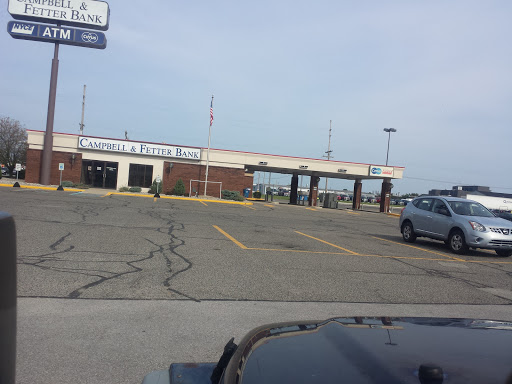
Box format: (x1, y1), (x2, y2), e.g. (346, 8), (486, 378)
(7, 0), (110, 185)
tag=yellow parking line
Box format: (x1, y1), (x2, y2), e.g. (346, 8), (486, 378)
(295, 231), (359, 255)
(213, 225), (248, 249)
(210, 227), (512, 264)
(344, 211), (360, 215)
(245, 205), (257, 210)
(372, 236), (465, 262)
(306, 208), (318, 211)
(247, 248), (355, 255)
(200, 201), (208, 206)
(264, 204), (274, 207)
(247, 248), (454, 261)
(106, 192), (253, 205)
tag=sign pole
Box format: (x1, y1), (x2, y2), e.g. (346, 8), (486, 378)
(40, 42), (60, 185)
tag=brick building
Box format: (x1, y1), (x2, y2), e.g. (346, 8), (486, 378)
(26, 130), (405, 209)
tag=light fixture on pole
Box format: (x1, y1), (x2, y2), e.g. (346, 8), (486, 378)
(383, 128), (397, 166)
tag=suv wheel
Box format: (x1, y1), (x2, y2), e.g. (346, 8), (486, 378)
(402, 222), (417, 243)
(495, 249), (512, 257)
(448, 230), (469, 255)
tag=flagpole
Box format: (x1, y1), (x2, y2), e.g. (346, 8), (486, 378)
(204, 95), (214, 196)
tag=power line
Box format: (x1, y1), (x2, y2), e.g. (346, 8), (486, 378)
(402, 176), (512, 191)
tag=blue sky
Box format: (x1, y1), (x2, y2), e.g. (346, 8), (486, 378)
(1, 0), (511, 194)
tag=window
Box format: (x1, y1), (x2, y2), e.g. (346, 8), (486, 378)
(448, 201), (494, 217)
(128, 164), (153, 188)
(416, 198), (433, 211)
(432, 199), (449, 215)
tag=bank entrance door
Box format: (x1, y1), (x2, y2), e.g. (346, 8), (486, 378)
(81, 160), (118, 189)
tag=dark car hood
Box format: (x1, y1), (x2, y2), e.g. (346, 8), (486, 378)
(222, 317), (512, 384)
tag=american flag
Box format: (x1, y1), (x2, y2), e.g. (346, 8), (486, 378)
(210, 99), (214, 126)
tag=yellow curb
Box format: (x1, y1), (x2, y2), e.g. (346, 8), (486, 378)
(387, 213), (401, 217)
(0, 184), (85, 192)
(246, 198), (265, 201)
(105, 192), (253, 206)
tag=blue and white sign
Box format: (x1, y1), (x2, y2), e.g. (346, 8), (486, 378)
(8, 0), (110, 31)
(7, 21), (106, 49)
(369, 165), (394, 177)
(78, 137), (202, 160)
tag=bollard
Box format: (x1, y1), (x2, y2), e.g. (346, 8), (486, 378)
(0, 212), (17, 384)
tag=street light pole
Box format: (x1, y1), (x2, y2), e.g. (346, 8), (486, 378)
(383, 128), (397, 166)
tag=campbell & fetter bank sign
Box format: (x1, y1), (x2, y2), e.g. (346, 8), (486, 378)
(8, 0), (110, 30)
(78, 137), (202, 160)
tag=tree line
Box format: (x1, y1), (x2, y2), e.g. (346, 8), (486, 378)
(0, 117), (27, 177)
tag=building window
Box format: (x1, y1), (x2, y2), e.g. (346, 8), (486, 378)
(128, 164), (153, 188)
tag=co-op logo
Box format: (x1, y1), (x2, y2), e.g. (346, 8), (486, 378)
(371, 167), (382, 175)
(81, 32), (98, 43)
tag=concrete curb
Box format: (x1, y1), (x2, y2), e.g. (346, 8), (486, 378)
(0, 183), (85, 192)
(103, 192), (253, 206)
(0, 183), (251, 205)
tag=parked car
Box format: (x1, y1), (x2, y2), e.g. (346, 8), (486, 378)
(1, 167), (8, 176)
(399, 196), (512, 256)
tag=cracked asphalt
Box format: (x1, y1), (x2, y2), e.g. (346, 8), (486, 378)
(8, 188), (512, 304)
(2, 187), (512, 383)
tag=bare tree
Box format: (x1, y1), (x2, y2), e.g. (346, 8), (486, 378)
(0, 117), (28, 176)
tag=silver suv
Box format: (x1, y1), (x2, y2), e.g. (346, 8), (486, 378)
(399, 196), (512, 257)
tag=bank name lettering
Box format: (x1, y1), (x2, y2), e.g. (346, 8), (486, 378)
(79, 138), (201, 160)
(9, 0), (108, 28)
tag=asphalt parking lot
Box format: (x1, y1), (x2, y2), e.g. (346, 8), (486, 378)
(2, 187), (512, 383)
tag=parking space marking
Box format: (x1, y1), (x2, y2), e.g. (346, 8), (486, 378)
(244, 205), (257, 210)
(264, 204), (274, 208)
(306, 208), (319, 211)
(295, 231), (359, 255)
(343, 210), (360, 215)
(247, 248), (353, 255)
(212, 226), (512, 264)
(200, 201), (208, 206)
(213, 225), (248, 249)
(372, 236), (465, 262)
(153, 197), (157, 202)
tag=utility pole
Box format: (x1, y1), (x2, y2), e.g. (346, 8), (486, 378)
(268, 172), (272, 200)
(204, 95), (214, 196)
(79, 84), (86, 135)
(323, 120), (333, 195)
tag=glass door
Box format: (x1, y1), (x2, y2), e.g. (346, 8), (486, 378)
(81, 160), (118, 189)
